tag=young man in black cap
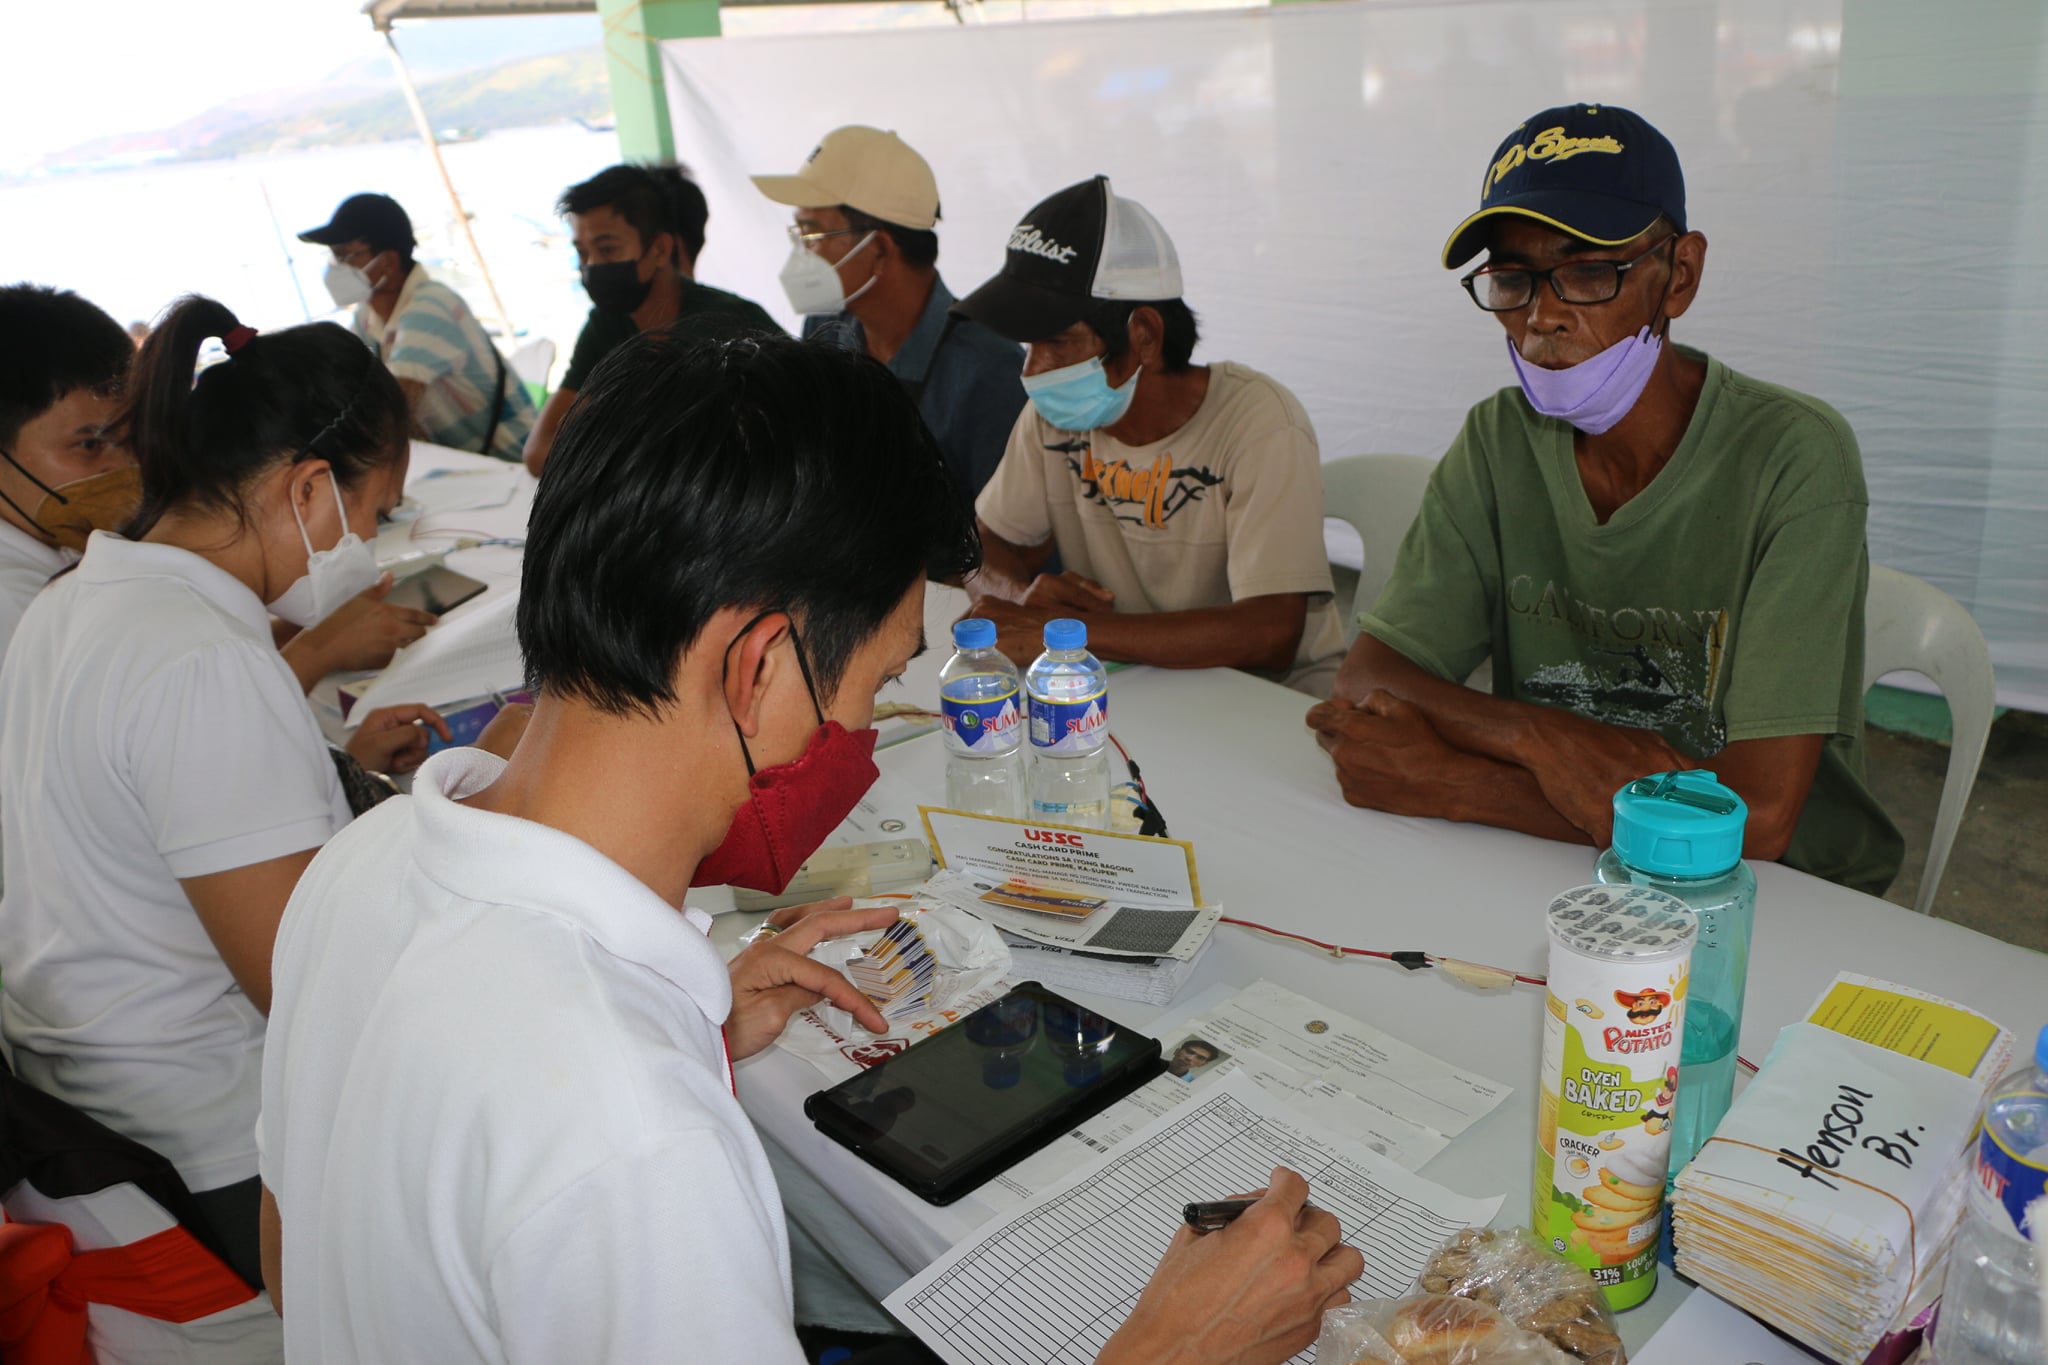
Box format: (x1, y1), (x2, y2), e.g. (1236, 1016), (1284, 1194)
(753, 125), (1026, 508)
(956, 176), (1345, 696)
(300, 193), (535, 462)
(524, 164), (783, 476)
(1308, 104), (1902, 895)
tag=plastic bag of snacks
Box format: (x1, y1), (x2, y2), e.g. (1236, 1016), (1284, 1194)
(1312, 1295), (1573, 1365)
(1416, 1228), (1625, 1363)
(1313, 1229), (1627, 1365)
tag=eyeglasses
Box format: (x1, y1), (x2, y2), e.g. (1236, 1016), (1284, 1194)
(787, 223), (857, 255)
(1460, 236), (1675, 312)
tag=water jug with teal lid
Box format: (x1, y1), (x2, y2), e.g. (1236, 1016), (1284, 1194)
(1594, 771), (1755, 1188)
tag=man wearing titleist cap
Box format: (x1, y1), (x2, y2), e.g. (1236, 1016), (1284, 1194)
(957, 176), (1345, 695)
(299, 193), (536, 463)
(753, 126), (1024, 506)
(1309, 105), (1901, 895)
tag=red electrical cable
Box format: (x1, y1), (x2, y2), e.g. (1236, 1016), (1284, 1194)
(1219, 915), (1549, 987)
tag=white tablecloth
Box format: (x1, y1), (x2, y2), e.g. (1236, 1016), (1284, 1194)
(366, 457), (2048, 1352)
(716, 583), (2048, 1353)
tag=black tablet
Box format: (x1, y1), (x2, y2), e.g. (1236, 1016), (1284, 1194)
(386, 564), (488, 617)
(804, 981), (1164, 1206)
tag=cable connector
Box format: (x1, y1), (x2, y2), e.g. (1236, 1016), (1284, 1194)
(1390, 951), (1430, 972)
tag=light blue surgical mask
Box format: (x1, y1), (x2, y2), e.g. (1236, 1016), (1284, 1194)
(1022, 356), (1140, 432)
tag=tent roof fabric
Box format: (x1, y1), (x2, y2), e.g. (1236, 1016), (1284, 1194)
(367, 0), (892, 20)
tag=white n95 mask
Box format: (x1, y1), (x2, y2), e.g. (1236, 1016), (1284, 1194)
(322, 259), (374, 310)
(778, 231), (877, 316)
(269, 470), (380, 628)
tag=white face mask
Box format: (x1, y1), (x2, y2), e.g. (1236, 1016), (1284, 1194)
(268, 470), (381, 628)
(778, 231), (877, 316)
(322, 258), (375, 310)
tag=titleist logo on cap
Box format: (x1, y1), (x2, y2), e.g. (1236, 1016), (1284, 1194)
(1008, 225), (1078, 264)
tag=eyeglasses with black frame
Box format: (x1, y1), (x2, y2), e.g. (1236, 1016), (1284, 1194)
(1460, 235), (1676, 313)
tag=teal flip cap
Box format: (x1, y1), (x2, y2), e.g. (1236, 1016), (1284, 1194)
(1610, 770), (1747, 878)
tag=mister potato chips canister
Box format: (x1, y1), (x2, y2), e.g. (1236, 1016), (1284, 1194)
(1534, 884), (1697, 1312)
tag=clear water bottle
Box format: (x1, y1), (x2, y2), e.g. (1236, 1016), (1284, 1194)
(1931, 1025), (2046, 1365)
(1594, 771), (1755, 1190)
(940, 618), (1025, 819)
(1025, 618), (1110, 829)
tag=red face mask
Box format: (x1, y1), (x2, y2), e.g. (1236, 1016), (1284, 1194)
(692, 618), (882, 895)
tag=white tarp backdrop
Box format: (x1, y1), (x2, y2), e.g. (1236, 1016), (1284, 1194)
(661, 0), (2048, 711)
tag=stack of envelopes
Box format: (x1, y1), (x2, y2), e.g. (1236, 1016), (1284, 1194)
(1673, 975), (2013, 1363)
(847, 918), (939, 1020)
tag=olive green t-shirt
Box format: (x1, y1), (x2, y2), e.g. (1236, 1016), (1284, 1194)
(1362, 349), (1903, 897)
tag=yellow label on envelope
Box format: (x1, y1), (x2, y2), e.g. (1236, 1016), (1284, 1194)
(1806, 980), (2002, 1078)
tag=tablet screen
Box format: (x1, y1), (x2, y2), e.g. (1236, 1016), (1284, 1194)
(386, 565), (488, 617)
(805, 981), (1162, 1204)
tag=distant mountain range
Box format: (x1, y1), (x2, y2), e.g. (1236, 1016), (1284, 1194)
(28, 47), (609, 176)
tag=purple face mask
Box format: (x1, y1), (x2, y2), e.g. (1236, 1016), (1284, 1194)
(1506, 327), (1663, 435)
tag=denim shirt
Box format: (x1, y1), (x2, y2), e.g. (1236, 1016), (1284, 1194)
(803, 277), (1026, 506)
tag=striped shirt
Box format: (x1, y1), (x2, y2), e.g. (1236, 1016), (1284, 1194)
(354, 267), (535, 461)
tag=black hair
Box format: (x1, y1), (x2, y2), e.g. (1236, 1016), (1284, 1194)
(1088, 298), (1200, 374)
(0, 284), (134, 448)
(364, 231), (415, 271)
(649, 164), (709, 268)
(558, 162), (707, 268)
(519, 329), (980, 717)
(838, 205), (939, 270)
(114, 295), (407, 537)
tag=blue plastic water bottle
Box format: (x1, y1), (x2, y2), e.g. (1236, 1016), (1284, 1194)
(1594, 771), (1755, 1189)
(1932, 1024), (2046, 1365)
(1025, 619), (1110, 829)
(940, 618), (1026, 819)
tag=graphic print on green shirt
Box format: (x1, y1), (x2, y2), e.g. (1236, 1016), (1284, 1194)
(1362, 348), (1903, 897)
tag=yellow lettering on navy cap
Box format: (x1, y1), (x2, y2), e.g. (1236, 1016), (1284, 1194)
(1483, 125), (1626, 199)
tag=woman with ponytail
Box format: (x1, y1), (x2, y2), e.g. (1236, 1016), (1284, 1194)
(0, 296), (453, 1354)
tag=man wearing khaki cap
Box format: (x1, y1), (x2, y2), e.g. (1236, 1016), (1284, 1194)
(755, 125), (1025, 506)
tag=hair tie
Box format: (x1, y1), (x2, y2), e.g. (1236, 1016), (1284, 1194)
(222, 325), (258, 356)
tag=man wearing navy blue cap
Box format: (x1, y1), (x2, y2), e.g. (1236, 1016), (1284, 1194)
(1309, 105), (1902, 896)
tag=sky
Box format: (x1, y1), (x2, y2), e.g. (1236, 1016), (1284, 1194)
(0, 2), (601, 173)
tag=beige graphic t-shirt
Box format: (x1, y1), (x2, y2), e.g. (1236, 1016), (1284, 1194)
(977, 361), (1344, 695)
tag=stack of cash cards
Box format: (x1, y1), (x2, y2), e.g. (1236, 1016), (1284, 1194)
(847, 918), (939, 1020)
(1673, 974), (2013, 1362)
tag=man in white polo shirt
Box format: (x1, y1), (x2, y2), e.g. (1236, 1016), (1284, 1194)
(259, 331), (1362, 1364)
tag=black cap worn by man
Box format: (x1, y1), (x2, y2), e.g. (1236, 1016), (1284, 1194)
(953, 175), (1183, 343)
(1440, 104), (1686, 269)
(297, 193), (417, 254)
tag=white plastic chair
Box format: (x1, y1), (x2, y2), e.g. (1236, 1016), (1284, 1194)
(1862, 564), (1997, 915)
(1321, 453), (1437, 634)
(509, 337), (556, 390)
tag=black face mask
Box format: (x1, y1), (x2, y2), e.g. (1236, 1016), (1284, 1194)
(582, 259), (655, 315)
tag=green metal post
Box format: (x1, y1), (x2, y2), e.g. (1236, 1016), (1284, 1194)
(595, 0), (721, 162)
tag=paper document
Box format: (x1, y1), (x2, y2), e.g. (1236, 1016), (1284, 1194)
(921, 809), (1201, 906)
(924, 869), (1218, 962)
(822, 770), (928, 848)
(981, 979), (1510, 1210)
(404, 465), (523, 516)
(885, 1074), (1502, 1365)
(343, 589), (524, 722)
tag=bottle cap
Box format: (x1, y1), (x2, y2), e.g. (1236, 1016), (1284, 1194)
(1610, 771), (1748, 878)
(1043, 618), (1087, 651)
(952, 618), (996, 651)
